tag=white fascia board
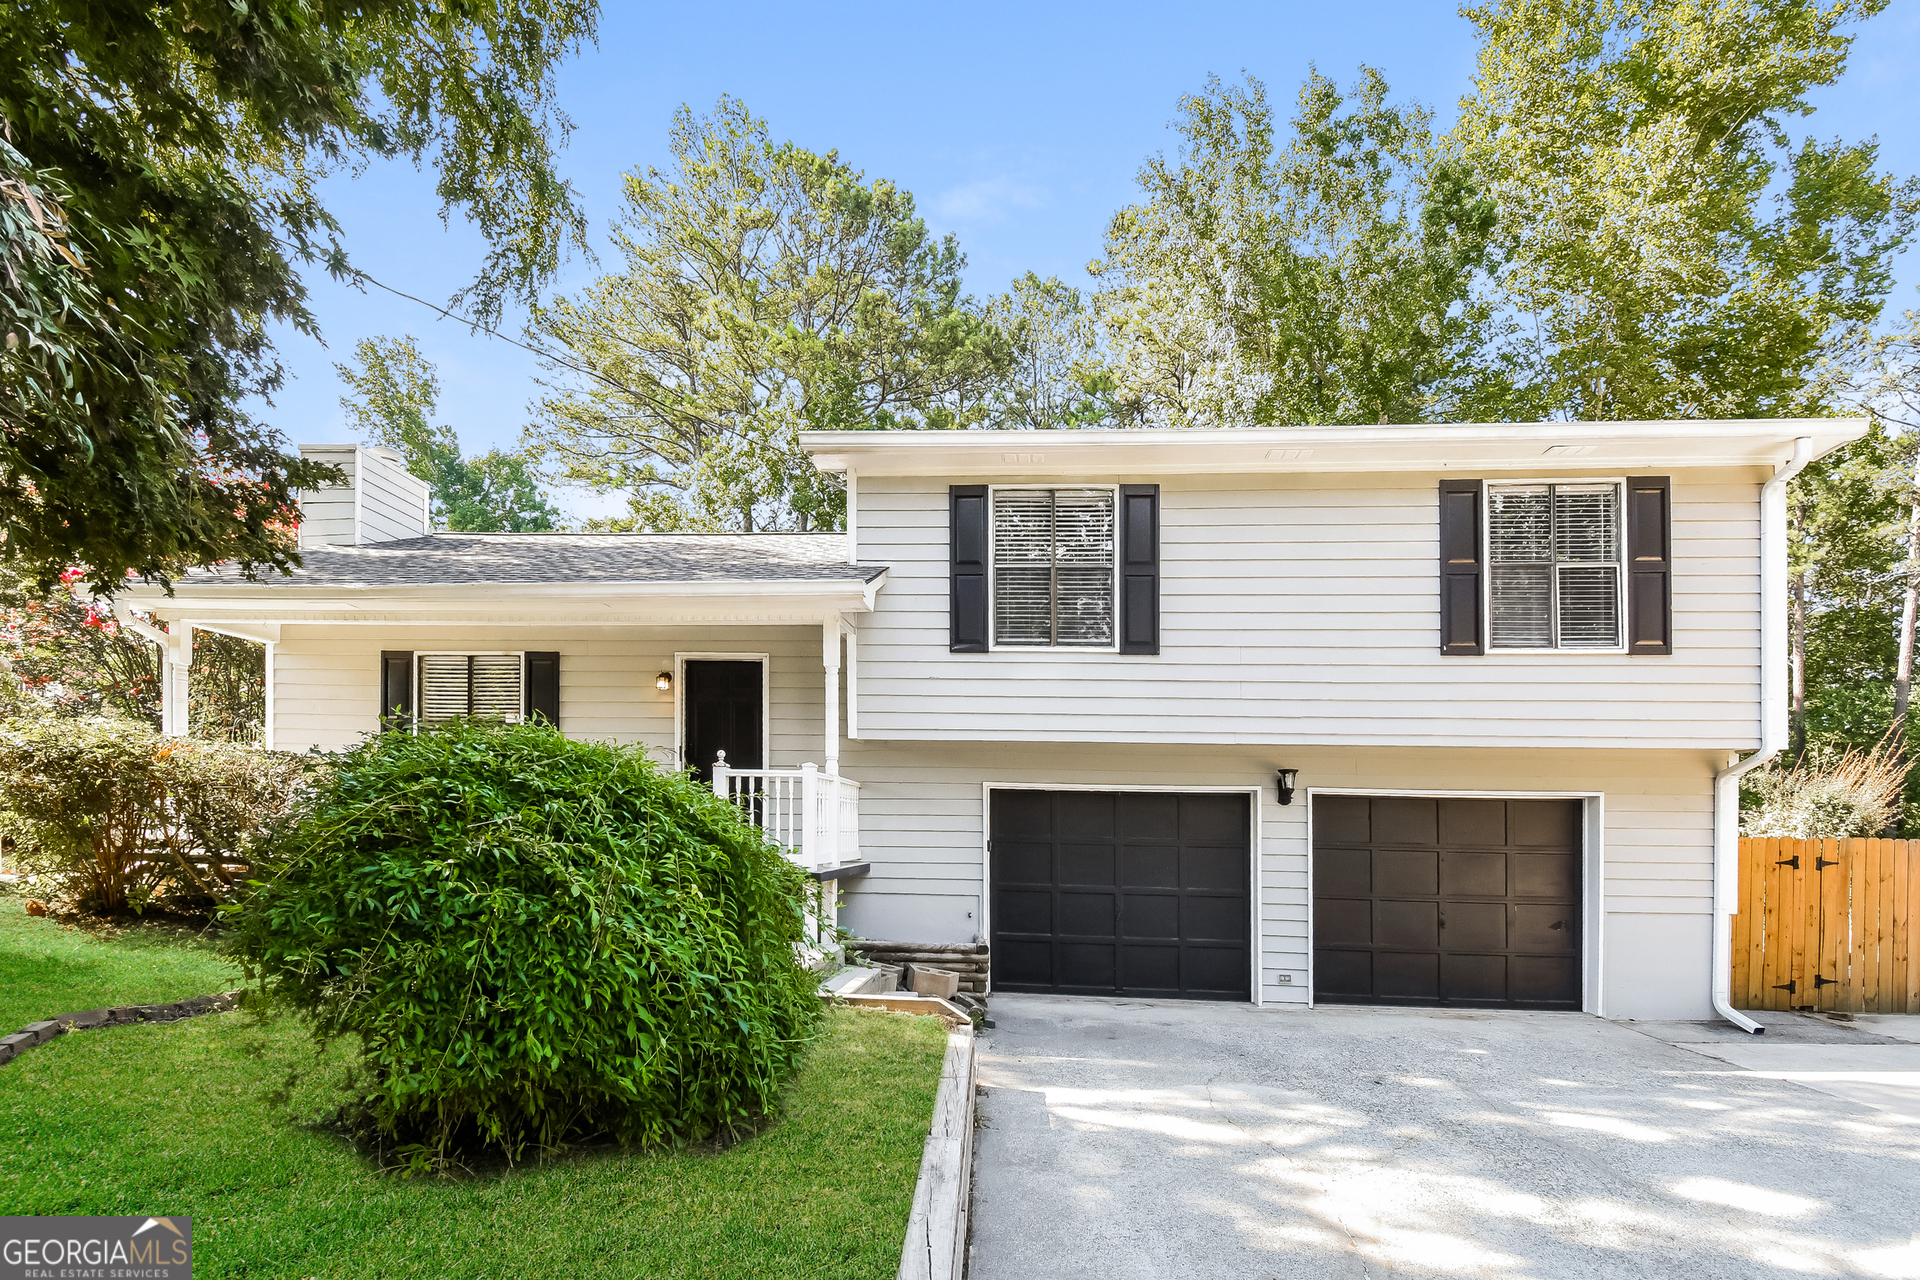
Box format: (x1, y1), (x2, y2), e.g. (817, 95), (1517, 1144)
(800, 418), (1869, 477)
(124, 573), (885, 626)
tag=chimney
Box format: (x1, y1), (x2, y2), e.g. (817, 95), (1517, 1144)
(295, 444), (432, 547)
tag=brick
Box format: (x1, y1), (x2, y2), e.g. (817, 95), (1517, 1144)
(53, 1009), (109, 1030)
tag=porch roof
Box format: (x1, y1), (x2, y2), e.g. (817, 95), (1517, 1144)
(164, 532), (882, 590)
(119, 532), (887, 628)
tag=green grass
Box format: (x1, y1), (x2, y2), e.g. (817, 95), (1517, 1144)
(0, 896), (240, 1031)
(0, 1005), (948, 1279)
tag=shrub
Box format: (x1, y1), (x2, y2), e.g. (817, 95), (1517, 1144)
(1742, 743), (1907, 838)
(228, 719), (822, 1170)
(0, 714), (310, 913)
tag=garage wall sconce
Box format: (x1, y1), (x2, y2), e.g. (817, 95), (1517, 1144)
(1276, 768), (1299, 806)
(654, 671), (673, 693)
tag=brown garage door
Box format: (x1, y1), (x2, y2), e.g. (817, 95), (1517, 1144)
(991, 790), (1250, 1000)
(1313, 795), (1582, 1009)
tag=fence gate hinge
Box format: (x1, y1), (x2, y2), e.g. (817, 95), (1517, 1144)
(1815, 857), (1839, 871)
(1775, 855), (1800, 869)
(1813, 975), (1838, 988)
(1773, 979), (1798, 994)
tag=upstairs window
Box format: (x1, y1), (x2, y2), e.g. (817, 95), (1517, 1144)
(991, 487), (1116, 648)
(418, 652), (525, 723)
(1487, 482), (1624, 650)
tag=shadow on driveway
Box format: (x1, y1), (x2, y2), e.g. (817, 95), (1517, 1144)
(968, 995), (1920, 1280)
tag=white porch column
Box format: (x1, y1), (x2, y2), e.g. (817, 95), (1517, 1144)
(821, 620), (841, 775)
(161, 624), (192, 737)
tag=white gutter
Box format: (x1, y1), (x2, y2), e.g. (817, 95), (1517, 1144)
(108, 600), (170, 647)
(1711, 435), (1814, 1035)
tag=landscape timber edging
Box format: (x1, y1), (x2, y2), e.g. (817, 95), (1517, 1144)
(0, 991), (242, 1067)
(896, 1021), (977, 1280)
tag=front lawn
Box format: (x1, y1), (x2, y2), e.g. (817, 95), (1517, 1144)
(0, 896), (239, 1032)
(0, 1003), (947, 1279)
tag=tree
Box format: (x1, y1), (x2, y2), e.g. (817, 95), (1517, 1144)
(1091, 70), (1507, 429)
(1449, 0), (1917, 421)
(0, 1), (596, 592)
(523, 97), (1011, 532)
(984, 274), (1121, 429)
(337, 336), (561, 533)
(1784, 421), (1903, 760)
(0, 565), (263, 741)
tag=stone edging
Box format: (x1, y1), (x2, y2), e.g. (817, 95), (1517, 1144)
(0, 992), (242, 1067)
(897, 1022), (977, 1280)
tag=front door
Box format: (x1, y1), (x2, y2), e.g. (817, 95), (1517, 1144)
(682, 660), (763, 781)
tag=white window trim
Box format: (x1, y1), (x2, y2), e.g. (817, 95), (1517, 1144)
(985, 482), (1122, 654)
(413, 650), (528, 725)
(672, 651), (772, 772)
(1482, 477), (1629, 656)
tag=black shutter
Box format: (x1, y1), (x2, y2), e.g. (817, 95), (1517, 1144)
(1626, 476), (1673, 655)
(379, 650), (414, 730)
(1119, 484), (1160, 654)
(950, 485), (989, 652)
(1438, 480), (1484, 656)
(525, 651), (561, 723)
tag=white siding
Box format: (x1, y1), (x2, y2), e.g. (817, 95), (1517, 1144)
(271, 624), (828, 764)
(295, 448), (358, 549)
(358, 450), (429, 543)
(834, 739), (1718, 1021)
(854, 469), (1763, 749)
(294, 445), (429, 546)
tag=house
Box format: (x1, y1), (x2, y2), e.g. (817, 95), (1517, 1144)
(118, 420), (1866, 1024)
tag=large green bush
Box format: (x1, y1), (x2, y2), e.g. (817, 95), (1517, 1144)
(229, 719), (822, 1169)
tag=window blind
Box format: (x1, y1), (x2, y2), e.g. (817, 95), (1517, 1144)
(1488, 483), (1622, 650)
(418, 654), (525, 723)
(992, 488), (1115, 647)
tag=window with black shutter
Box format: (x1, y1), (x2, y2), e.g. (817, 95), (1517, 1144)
(1485, 481), (1627, 652)
(991, 486), (1117, 649)
(414, 653), (526, 724)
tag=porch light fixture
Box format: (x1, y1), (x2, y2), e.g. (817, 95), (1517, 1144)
(654, 671), (673, 693)
(1276, 768), (1299, 806)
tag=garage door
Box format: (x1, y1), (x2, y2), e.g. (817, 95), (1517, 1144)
(990, 790), (1250, 1000)
(1313, 796), (1582, 1009)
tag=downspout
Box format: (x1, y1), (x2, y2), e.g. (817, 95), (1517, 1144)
(1711, 435), (1814, 1034)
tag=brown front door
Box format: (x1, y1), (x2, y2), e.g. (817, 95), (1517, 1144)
(1313, 795), (1582, 1009)
(990, 790), (1250, 1001)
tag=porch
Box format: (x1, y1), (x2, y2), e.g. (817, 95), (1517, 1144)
(711, 756), (869, 898)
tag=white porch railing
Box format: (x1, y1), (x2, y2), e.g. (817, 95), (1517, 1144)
(710, 754), (862, 872)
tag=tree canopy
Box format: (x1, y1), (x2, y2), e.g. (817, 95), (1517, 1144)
(1092, 69), (1508, 428)
(1452, 0), (1915, 421)
(0, 0), (596, 592)
(337, 337), (560, 533)
(522, 98), (1010, 532)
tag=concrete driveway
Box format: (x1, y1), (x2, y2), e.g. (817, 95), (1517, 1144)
(968, 996), (1920, 1279)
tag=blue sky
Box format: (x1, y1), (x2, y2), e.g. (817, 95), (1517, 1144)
(267, 0), (1920, 520)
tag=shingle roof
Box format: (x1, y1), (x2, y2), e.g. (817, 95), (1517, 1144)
(178, 533), (884, 589)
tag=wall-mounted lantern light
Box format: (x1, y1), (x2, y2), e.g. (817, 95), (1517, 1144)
(655, 671), (673, 693)
(1276, 768), (1299, 806)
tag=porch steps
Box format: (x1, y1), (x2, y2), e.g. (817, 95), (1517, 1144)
(820, 964), (900, 998)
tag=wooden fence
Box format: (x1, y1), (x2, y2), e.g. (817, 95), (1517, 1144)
(1733, 837), (1920, 1014)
